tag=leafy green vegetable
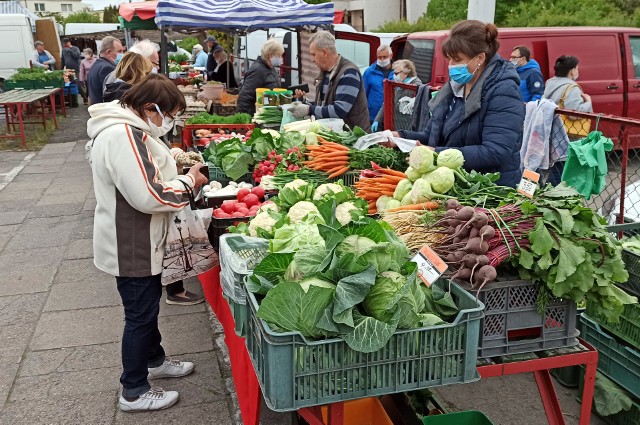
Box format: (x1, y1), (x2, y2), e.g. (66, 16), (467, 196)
(348, 146), (406, 170)
(593, 371), (634, 416)
(275, 179), (315, 209)
(186, 112), (252, 125)
(270, 222), (325, 253)
(212, 137), (255, 180)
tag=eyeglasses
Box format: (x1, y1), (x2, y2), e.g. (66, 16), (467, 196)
(510, 56), (523, 60)
(151, 61), (160, 67)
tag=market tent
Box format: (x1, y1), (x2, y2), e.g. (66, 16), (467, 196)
(155, 0), (334, 30)
(119, 1), (158, 30)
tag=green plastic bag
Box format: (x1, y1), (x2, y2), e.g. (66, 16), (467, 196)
(561, 130), (613, 199)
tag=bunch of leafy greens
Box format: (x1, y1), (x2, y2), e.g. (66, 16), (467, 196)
(203, 137), (255, 180)
(247, 216), (459, 353)
(515, 184), (636, 322)
(186, 112), (252, 125)
(247, 128), (306, 160)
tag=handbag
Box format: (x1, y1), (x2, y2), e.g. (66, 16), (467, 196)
(161, 183), (218, 285)
(558, 83), (591, 138)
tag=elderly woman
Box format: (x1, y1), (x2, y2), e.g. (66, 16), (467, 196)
(372, 59), (422, 131)
(192, 44), (208, 68)
(208, 48), (237, 88)
(32, 41), (56, 69)
(103, 52), (153, 102)
(87, 74), (208, 413)
(237, 38), (284, 114)
(393, 20), (525, 187)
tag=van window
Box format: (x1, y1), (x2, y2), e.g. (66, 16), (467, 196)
(630, 37), (640, 78)
(336, 39), (371, 74)
(399, 39), (435, 84)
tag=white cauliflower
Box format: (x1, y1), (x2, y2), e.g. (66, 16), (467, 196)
(312, 183), (344, 201)
(248, 211), (278, 237)
(261, 129), (281, 139)
(284, 179), (308, 191)
(257, 202), (279, 215)
(287, 201), (324, 224)
(335, 202), (363, 226)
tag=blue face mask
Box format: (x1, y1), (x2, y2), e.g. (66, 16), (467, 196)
(114, 53), (124, 65)
(448, 56), (479, 84)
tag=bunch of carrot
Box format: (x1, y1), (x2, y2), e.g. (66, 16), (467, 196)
(355, 167), (406, 214)
(303, 137), (350, 179)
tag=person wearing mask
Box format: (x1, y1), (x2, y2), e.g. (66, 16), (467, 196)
(208, 49), (237, 88)
(542, 55), (593, 185)
(61, 38), (82, 75)
(237, 39), (284, 115)
(543, 55), (592, 115)
(372, 59), (422, 132)
(510, 45), (545, 102)
(391, 20), (524, 187)
(87, 74), (208, 412)
(192, 44), (208, 68)
(31, 41), (56, 69)
(103, 40), (160, 91)
(79, 48), (97, 104)
(363, 45), (394, 123)
(103, 53), (153, 102)
(87, 36), (124, 104)
(205, 35), (223, 77)
(290, 31), (370, 132)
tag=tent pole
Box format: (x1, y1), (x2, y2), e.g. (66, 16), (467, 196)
(296, 30), (302, 85)
(160, 29), (168, 75)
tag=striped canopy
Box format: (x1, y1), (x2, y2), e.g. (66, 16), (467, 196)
(155, 0), (334, 30)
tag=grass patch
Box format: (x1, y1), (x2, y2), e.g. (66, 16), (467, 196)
(0, 116), (63, 151)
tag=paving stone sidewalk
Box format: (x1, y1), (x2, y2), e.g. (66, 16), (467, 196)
(0, 108), (239, 425)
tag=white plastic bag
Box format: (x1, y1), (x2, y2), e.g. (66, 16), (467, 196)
(353, 130), (418, 153)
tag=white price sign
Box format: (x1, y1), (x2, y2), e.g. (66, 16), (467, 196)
(411, 245), (448, 287)
(517, 169), (540, 198)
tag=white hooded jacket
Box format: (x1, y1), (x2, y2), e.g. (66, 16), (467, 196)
(87, 100), (194, 277)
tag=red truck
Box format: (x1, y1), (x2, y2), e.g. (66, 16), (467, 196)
(390, 27), (640, 120)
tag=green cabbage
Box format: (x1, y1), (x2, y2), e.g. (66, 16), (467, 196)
(386, 199), (401, 210)
(393, 178), (413, 201)
(376, 195), (391, 212)
(270, 222), (325, 253)
(409, 146), (437, 174)
(362, 271), (405, 323)
(425, 167), (455, 194)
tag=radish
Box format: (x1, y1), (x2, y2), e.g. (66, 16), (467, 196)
(451, 267), (472, 282)
(463, 237), (489, 255)
(469, 227), (480, 239)
(445, 199), (461, 211)
(469, 255), (490, 285)
(472, 265), (498, 291)
(466, 211), (489, 230)
(444, 208), (458, 218)
(456, 206), (475, 221)
(479, 225), (495, 243)
(462, 253), (478, 269)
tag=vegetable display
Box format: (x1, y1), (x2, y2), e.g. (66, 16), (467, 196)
(231, 181), (458, 353)
(303, 138), (406, 179)
(253, 106), (283, 125)
(187, 112), (252, 125)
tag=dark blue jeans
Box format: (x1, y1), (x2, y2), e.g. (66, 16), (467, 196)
(116, 275), (166, 397)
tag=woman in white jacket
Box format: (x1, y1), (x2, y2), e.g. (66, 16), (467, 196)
(87, 74), (207, 412)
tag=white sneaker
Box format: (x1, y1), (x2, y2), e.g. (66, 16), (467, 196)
(148, 357), (195, 380)
(119, 387), (179, 412)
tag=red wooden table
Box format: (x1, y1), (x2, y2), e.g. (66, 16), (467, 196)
(200, 268), (597, 425)
(0, 88), (64, 147)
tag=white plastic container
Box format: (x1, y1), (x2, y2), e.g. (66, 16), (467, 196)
(315, 118), (345, 132)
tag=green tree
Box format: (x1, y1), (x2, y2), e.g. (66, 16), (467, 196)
(64, 8), (101, 24)
(502, 0), (634, 27)
(37, 12), (65, 26)
(102, 5), (120, 24)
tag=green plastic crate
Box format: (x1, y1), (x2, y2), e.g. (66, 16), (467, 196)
(34, 78), (64, 89)
(223, 294), (248, 338)
(422, 411), (494, 425)
(219, 234), (269, 304)
(580, 314), (640, 398)
(245, 279), (484, 412)
(330, 170), (360, 188)
(621, 250), (640, 297)
(3, 80), (34, 90)
(577, 365), (640, 425)
(207, 165), (252, 187)
(585, 295), (639, 347)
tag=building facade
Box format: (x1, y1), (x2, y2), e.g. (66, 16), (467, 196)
(333, 0), (430, 31)
(21, 0), (84, 17)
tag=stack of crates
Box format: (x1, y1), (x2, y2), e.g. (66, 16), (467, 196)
(578, 247), (640, 424)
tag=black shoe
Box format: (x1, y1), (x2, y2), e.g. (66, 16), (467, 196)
(166, 290), (205, 306)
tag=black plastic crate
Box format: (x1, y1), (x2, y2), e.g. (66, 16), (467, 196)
(463, 278), (579, 358)
(207, 217), (250, 251)
(621, 250), (640, 297)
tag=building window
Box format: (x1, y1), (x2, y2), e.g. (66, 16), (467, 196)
(61, 4), (73, 12)
(34, 3), (45, 12)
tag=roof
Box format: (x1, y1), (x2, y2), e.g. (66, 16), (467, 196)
(155, 0), (334, 31)
(0, 1), (39, 24)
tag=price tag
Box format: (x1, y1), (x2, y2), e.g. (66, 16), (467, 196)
(411, 245), (448, 287)
(517, 169), (540, 198)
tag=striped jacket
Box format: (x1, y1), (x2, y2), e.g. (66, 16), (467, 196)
(87, 101), (194, 277)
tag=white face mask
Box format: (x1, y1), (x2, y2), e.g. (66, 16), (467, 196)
(151, 67), (158, 74)
(271, 56), (283, 67)
(377, 59), (391, 68)
(147, 104), (174, 138)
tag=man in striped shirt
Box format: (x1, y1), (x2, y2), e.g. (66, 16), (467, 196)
(291, 31), (371, 132)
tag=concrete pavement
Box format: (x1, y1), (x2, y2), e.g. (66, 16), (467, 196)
(0, 108), (238, 424)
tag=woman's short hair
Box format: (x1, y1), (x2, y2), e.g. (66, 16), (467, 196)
(261, 39), (285, 58)
(442, 20), (500, 64)
(115, 52), (153, 85)
(554, 55), (580, 77)
(394, 59), (417, 78)
(83, 48), (93, 56)
(120, 74), (186, 118)
(214, 49), (228, 62)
